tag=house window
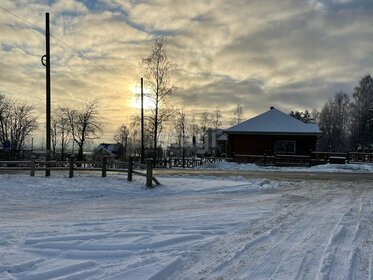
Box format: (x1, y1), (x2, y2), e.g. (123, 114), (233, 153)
(274, 140), (296, 154)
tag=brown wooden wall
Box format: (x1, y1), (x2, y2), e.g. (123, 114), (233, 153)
(227, 134), (318, 156)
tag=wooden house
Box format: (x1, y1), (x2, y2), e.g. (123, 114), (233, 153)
(225, 107), (321, 158)
(92, 143), (125, 161)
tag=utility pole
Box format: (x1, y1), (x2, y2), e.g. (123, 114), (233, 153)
(141, 77), (145, 164)
(41, 12), (51, 176)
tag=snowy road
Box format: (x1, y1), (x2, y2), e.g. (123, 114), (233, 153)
(0, 174), (372, 279)
(167, 182), (373, 280)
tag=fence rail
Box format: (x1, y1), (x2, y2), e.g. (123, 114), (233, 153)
(234, 151), (373, 166)
(152, 157), (229, 168)
(0, 156), (160, 188)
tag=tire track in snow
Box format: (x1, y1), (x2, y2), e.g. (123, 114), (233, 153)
(233, 193), (345, 279)
(347, 190), (373, 280)
(166, 202), (299, 280)
(317, 187), (373, 280)
(167, 191), (320, 279)
(168, 185), (362, 280)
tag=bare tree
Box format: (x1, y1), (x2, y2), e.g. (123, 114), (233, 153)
(51, 117), (58, 159)
(311, 109), (320, 123)
(198, 112), (212, 144)
(128, 116), (141, 157)
(0, 95), (38, 156)
(213, 108), (222, 129)
(319, 100), (334, 151)
(190, 115), (199, 154)
(60, 100), (101, 161)
(120, 115), (153, 158)
(51, 108), (71, 160)
(351, 74), (373, 150)
(114, 124), (129, 160)
(331, 92), (350, 151)
(57, 113), (71, 161)
(318, 92), (351, 151)
(231, 104), (243, 125)
(143, 37), (176, 159)
(0, 94), (11, 146)
(174, 110), (187, 147)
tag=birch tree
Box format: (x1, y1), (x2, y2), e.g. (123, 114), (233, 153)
(143, 37), (176, 159)
(231, 104), (243, 125)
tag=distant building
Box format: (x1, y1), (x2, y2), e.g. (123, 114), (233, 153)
(92, 143), (124, 161)
(201, 128), (228, 156)
(225, 107), (321, 157)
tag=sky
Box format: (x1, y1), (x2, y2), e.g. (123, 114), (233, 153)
(0, 0), (372, 144)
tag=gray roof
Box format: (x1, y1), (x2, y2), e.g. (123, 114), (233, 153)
(225, 107), (321, 135)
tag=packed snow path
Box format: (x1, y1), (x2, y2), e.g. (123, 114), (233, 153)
(167, 183), (373, 279)
(0, 174), (372, 279)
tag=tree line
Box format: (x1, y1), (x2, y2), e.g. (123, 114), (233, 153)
(0, 94), (38, 153)
(0, 93), (101, 161)
(289, 74), (373, 152)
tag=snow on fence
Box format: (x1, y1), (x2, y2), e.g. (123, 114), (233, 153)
(0, 156), (160, 188)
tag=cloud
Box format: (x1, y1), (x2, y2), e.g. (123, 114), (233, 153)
(0, 0), (372, 143)
(52, 0), (89, 15)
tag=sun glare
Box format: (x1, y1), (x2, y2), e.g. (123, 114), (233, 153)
(131, 86), (154, 109)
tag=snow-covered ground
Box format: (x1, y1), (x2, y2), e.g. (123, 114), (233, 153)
(0, 173), (372, 279)
(196, 161), (373, 173)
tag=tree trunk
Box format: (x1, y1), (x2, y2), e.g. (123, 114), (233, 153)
(153, 103), (158, 160)
(78, 143), (84, 161)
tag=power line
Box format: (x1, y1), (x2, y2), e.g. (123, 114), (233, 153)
(50, 35), (126, 79)
(0, 6), (44, 33)
(0, 5), (126, 80)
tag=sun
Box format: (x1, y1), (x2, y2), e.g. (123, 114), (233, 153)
(130, 86), (155, 109)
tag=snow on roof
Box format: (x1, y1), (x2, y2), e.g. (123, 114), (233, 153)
(94, 143), (122, 156)
(217, 134), (228, 141)
(225, 107), (321, 135)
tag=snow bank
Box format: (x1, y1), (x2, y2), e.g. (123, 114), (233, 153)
(308, 163), (373, 173)
(196, 161), (373, 173)
(196, 162), (262, 171)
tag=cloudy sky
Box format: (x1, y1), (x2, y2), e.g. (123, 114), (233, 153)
(0, 0), (372, 142)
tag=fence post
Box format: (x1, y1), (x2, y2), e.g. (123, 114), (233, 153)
(69, 155), (74, 178)
(263, 153), (267, 167)
(30, 156), (36, 176)
(146, 159), (153, 188)
(309, 149), (313, 167)
(328, 145), (331, 163)
(127, 156), (133, 181)
(346, 151), (350, 163)
(102, 156), (107, 177)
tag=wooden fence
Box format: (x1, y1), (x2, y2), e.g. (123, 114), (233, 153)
(234, 151), (373, 166)
(0, 156), (160, 188)
(152, 157), (229, 168)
